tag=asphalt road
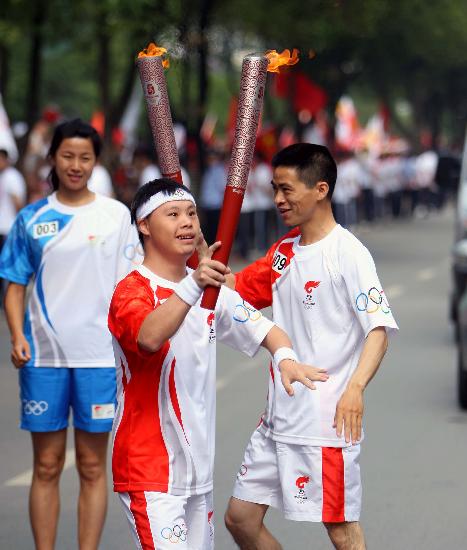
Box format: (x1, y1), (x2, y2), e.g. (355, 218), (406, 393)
(1, 207), (466, 549)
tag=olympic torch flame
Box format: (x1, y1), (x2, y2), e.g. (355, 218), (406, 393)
(137, 42), (170, 68)
(265, 48), (299, 73)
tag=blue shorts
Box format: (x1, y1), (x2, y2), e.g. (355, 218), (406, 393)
(19, 367), (117, 433)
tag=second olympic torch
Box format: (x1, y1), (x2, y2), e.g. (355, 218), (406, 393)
(201, 53), (268, 310)
(137, 44), (183, 184)
(201, 49), (299, 310)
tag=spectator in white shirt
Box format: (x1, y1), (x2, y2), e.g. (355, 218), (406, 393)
(134, 144), (191, 190)
(0, 148), (27, 247)
(333, 151), (361, 228)
(251, 153), (275, 253)
(87, 163), (114, 197)
(133, 144), (161, 188)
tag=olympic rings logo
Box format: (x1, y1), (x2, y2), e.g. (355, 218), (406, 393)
(23, 400), (49, 415)
(160, 523), (187, 544)
(123, 242), (144, 262)
(356, 287), (390, 314)
(233, 300), (262, 323)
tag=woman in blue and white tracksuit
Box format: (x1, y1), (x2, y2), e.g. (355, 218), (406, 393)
(0, 118), (140, 549)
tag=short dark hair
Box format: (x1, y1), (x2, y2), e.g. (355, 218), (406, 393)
(272, 143), (337, 199)
(47, 118), (101, 191)
(131, 178), (194, 247)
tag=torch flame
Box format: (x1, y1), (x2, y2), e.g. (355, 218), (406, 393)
(138, 42), (170, 68)
(265, 48), (299, 73)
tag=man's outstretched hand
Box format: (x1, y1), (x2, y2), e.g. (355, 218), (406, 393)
(279, 360), (329, 396)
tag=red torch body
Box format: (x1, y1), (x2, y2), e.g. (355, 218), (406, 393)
(201, 54), (269, 310)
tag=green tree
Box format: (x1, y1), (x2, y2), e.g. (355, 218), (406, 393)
(215, 0), (467, 145)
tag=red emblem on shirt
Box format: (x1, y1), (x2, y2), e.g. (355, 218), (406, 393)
(304, 281), (320, 293)
(303, 281), (320, 308)
(155, 286), (173, 306)
(296, 475), (310, 489)
(295, 476), (310, 503)
(207, 312), (216, 342)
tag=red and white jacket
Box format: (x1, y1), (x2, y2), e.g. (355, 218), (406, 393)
(108, 264), (273, 495)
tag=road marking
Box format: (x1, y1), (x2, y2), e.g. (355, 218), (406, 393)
(386, 284), (404, 298)
(5, 448), (75, 487)
(416, 268), (436, 281)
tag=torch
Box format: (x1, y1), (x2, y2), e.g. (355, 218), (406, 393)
(137, 43), (200, 267)
(136, 43), (183, 184)
(201, 49), (299, 310)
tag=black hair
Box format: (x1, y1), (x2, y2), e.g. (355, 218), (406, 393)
(131, 178), (194, 247)
(272, 143), (337, 199)
(0, 149), (8, 159)
(47, 118), (101, 191)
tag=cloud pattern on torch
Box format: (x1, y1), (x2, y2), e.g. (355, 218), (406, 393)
(137, 54), (181, 180)
(227, 55), (269, 193)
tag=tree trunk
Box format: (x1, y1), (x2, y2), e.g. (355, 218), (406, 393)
(96, 6), (111, 157)
(196, 0), (214, 173)
(427, 92), (442, 150)
(179, 20), (193, 128)
(0, 43), (9, 100)
(25, 0), (47, 130)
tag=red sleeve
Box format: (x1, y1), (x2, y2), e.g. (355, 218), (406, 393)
(235, 227), (300, 310)
(108, 272), (155, 355)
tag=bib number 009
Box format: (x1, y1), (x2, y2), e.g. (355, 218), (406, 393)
(272, 252), (287, 273)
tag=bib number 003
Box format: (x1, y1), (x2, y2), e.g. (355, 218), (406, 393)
(33, 221), (59, 239)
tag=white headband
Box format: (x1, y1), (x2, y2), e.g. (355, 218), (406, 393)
(136, 189), (196, 221)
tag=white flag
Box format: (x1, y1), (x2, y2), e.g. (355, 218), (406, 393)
(0, 94), (19, 163)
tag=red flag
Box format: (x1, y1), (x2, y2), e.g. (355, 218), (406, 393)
(274, 71), (327, 115)
(90, 111), (105, 136)
(255, 125), (278, 162)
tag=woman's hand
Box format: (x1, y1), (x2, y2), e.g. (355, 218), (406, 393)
(11, 333), (31, 369)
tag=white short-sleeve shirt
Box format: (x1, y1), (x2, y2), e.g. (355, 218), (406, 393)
(236, 224), (398, 447)
(0, 192), (141, 368)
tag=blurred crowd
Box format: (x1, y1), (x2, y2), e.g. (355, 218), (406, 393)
(331, 148), (460, 229)
(0, 111), (461, 265)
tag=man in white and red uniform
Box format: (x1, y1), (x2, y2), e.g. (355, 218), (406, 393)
(108, 178), (328, 550)
(225, 144), (398, 550)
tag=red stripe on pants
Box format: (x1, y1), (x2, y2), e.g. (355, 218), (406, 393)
(322, 447), (345, 522)
(129, 492), (155, 549)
